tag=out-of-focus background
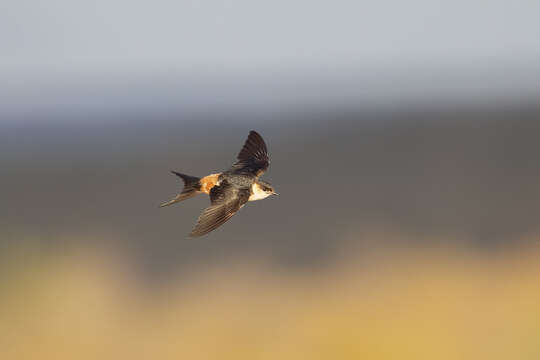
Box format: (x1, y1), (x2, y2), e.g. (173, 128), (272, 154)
(2, 1), (540, 359)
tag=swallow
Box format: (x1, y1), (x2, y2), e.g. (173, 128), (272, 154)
(160, 130), (277, 237)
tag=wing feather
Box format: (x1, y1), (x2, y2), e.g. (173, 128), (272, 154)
(189, 181), (250, 237)
(231, 130), (269, 176)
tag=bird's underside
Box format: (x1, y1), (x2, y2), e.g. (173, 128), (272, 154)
(161, 130), (272, 237)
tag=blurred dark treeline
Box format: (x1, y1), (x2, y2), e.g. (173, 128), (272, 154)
(2, 104), (540, 276)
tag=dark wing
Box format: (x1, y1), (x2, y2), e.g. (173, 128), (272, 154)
(231, 130), (269, 177)
(189, 180), (250, 237)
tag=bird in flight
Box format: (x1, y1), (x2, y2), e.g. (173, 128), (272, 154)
(160, 130), (277, 237)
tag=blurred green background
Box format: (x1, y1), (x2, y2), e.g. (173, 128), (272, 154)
(2, 1), (540, 359)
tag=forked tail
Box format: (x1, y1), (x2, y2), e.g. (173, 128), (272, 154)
(160, 171), (201, 207)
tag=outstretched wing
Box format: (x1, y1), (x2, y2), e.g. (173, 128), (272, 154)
(231, 130), (269, 177)
(189, 181), (250, 237)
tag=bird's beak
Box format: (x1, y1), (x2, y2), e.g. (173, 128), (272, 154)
(273, 191), (279, 196)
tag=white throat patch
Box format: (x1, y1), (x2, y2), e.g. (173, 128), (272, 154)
(248, 183), (271, 201)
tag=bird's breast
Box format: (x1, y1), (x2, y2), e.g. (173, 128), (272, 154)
(248, 182), (270, 201)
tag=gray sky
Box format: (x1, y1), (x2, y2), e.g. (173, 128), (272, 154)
(2, 0), (540, 122)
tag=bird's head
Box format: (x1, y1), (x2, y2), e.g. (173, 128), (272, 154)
(257, 180), (278, 196)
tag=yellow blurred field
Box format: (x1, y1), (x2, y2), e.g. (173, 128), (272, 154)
(2, 237), (540, 360)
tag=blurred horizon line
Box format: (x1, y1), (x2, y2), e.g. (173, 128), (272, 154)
(3, 57), (540, 124)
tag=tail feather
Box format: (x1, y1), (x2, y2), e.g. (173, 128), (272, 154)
(160, 171), (201, 207)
